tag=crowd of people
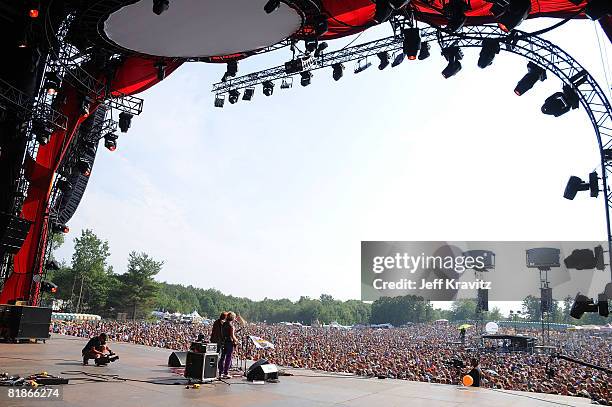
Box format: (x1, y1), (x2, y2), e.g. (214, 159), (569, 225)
(50, 319), (611, 404)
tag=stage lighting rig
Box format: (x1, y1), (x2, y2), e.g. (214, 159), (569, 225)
(243, 88), (255, 101)
(263, 81), (275, 96)
(153, 0), (169, 15)
(77, 159), (91, 177)
(444, 0), (470, 32)
(56, 178), (72, 192)
(488, 0), (531, 32)
(45, 259), (60, 271)
(391, 51), (405, 67)
(514, 62), (546, 96)
(541, 85), (579, 117)
(585, 0), (611, 21)
(80, 96), (92, 116)
(570, 293), (609, 319)
(285, 56), (315, 75)
(354, 59), (372, 74)
(28, 1), (40, 19)
(118, 112), (133, 133)
(563, 171), (599, 200)
(222, 61), (239, 82)
(441, 46), (463, 78)
(214, 94), (225, 108)
(332, 63), (345, 81)
(300, 71), (313, 87)
(416, 43), (429, 61)
(281, 78), (293, 89)
(44, 72), (61, 95)
(305, 39), (318, 54)
(104, 133), (118, 151)
(314, 42), (328, 58)
(264, 0), (281, 14)
(52, 223), (69, 234)
(478, 39), (500, 68)
(228, 90), (240, 104)
(32, 120), (52, 145)
(41, 280), (58, 294)
(377, 52), (390, 70)
(403, 28), (421, 60)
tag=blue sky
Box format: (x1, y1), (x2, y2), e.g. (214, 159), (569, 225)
(55, 19), (612, 312)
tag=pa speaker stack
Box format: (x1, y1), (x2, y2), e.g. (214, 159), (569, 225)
(246, 359), (279, 382)
(184, 351), (218, 382)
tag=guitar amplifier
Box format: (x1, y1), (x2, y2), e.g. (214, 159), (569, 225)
(184, 351), (218, 382)
(190, 342), (217, 354)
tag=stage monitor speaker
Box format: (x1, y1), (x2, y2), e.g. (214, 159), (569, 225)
(541, 287), (553, 313)
(0, 213), (32, 254)
(246, 359), (279, 382)
(168, 351), (187, 367)
(185, 351), (218, 381)
(477, 288), (489, 312)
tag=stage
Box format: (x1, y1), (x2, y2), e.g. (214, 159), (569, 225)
(0, 335), (591, 407)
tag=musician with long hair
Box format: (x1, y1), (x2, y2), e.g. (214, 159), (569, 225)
(218, 312), (238, 379)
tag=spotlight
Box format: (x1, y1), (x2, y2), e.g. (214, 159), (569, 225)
(354, 59), (372, 74)
(403, 28), (421, 60)
(444, 0), (469, 32)
(264, 0), (281, 14)
(31, 120), (52, 145)
(514, 62), (546, 96)
(314, 42), (328, 58)
(541, 85), (580, 117)
(263, 81), (275, 96)
(300, 71), (313, 87)
(44, 72), (61, 95)
(491, 0), (531, 32)
(585, 0), (612, 21)
(243, 88), (255, 101)
(418, 42), (431, 60)
(155, 61), (166, 81)
(222, 61), (238, 82)
(563, 171), (598, 200)
(214, 94), (225, 108)
(391, 52), (405, 68)
(280, 78), (293, 89)
(45, 259), (60, 271)
(332, 63), (344, 81)
(377, 52), (390, 70)
(228, 89), (240, 104)
(52, 223), (69, 234)
(29, 8), (39, 19)
(441, 46), (463, 78)
(80, 96), (92, 116)
(153, 0), (169, 15)
(373, 1), (393, 24)
(104, 133), (118, 151)
(305, 39), (318, 54)
(118, 112), (133, 133)
(477, 39), (500, 69)
(41, 280), (58, 294)
(77, 159), (91, 177)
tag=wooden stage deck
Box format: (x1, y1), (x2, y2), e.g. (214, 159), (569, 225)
(0, 335), (591, 407)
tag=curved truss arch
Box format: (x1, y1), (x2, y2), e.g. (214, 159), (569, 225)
(214, 25), (612, 278)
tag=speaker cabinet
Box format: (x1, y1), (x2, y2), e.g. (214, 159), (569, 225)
(0, 306), (51, 341)
(246, 359), (279, 382)
(541, 287), (553, 313)
(477, 288), (489, 312)
(168, 351), (187, 367)
(0, 214), (32, 254)
(185, 352), (218, 381)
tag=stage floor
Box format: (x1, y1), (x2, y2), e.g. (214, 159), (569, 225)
(0, 335), (591, 407)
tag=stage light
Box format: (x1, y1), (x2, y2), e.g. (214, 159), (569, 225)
(354, 59), (372, 74)
(314, 42), (328, 58)
(44, 72), (61, 95)
(77, 159), (91, 177)
(373, 1), (393, 24)
(391, 52), (405, 68)
(243, 88), (255, 101)
(41, 280), (58, 294)
(29, 8), (39, 19)
(491, 0), (531, 32)
(222, 61), (239, 82)
(478, 39), (500, 69)
(80, 96), (92, 116)
(300, 71), (313, 87)
(403, 28), (421, 60)
(585, 0), (611, 21)
(45, 260), (60, 271)
(31, 120), (52, 145)
(228, 90), (240, 104)
(418, 42), (431, 60)
(214, 94), (225, 108)
(514, 62), (546, 96)
(155, 61), (166, 81)
(264, 0), (281, 14)
(118, 112), (133, 133)
(153, 0), (169, 15)
(280, 78), (293, 89)
(563, 171), (599, 200)
(332, 63), (344, 81)
(444, 0), (469, 32)
(52, 223), (69, 234)
(441, 46), (463, 78)
(263, 81), (275, 96)
(56, 178), (72, 192)
(104, 133), (118, 151)
(313, 15), (329, 37)
(305, 39), (318, 54)
(377, 52), (390, 70)
(542, 85), (580, 117)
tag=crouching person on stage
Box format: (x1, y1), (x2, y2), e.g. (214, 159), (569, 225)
(82, 333), (119, 366)
(218, 312), (238, 379)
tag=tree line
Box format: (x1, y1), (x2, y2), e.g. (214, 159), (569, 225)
(45, 229), (610, 325)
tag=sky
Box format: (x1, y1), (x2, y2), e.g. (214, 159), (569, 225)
(55, 17), (612, 315)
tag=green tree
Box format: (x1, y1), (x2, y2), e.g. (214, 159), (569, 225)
(115, 251), (163, 319)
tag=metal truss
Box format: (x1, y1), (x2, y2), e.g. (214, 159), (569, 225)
(213, 24), (612, 281)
